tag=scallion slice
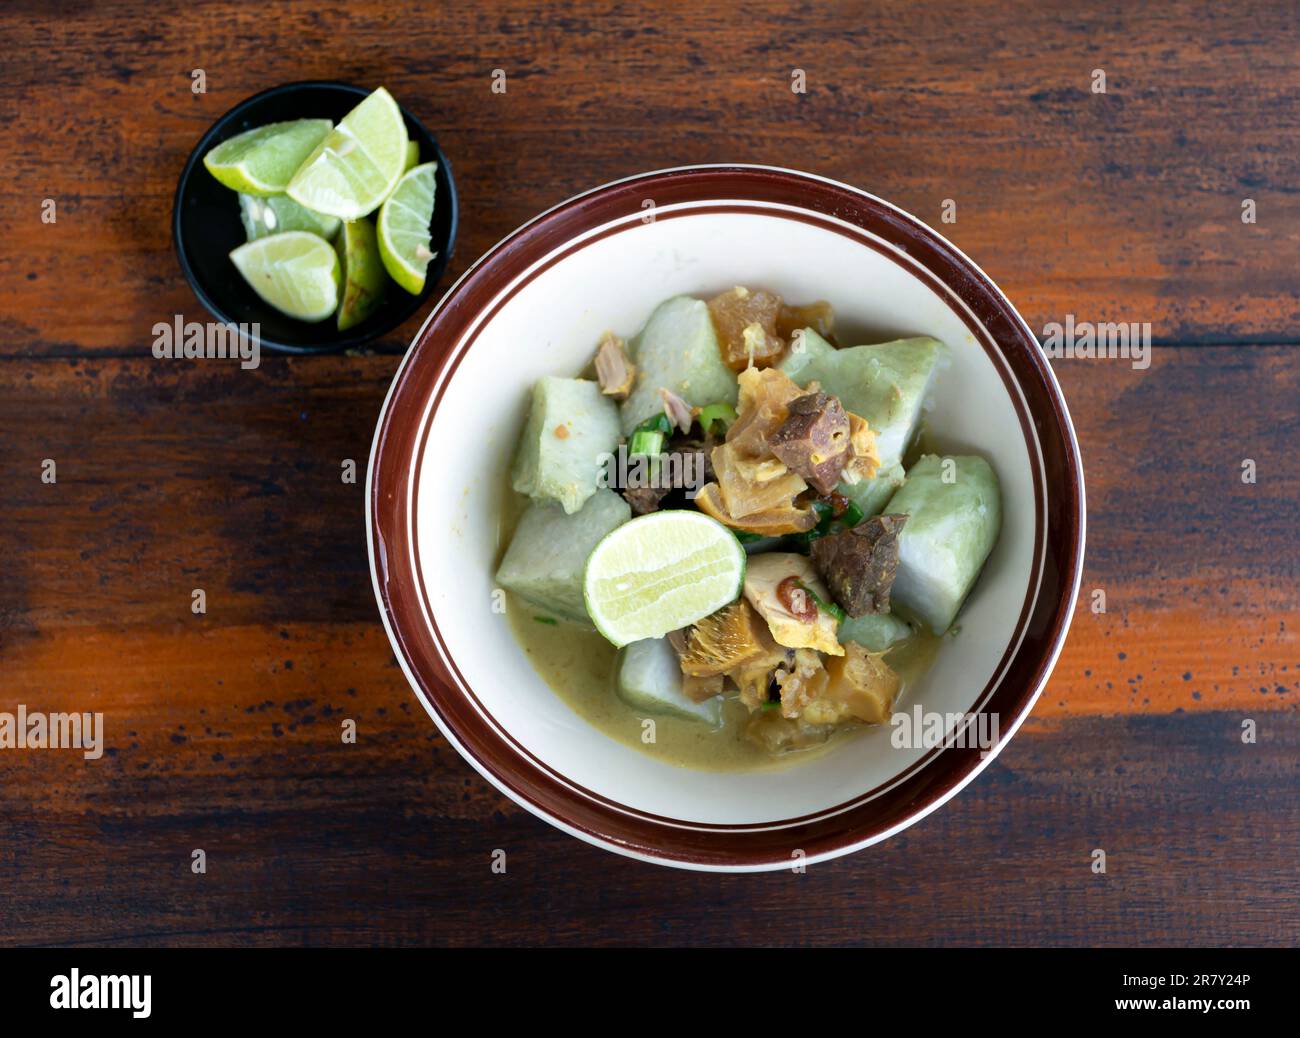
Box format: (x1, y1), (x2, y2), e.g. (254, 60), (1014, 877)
(698, 401), (738, 434)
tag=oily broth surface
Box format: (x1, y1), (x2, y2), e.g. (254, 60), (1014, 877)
(503, 591), (941, 773)
(505, 599), (784, 771)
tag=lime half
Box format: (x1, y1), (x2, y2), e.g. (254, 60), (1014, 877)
(334, 218), (387, 331)
(377, 161), (437, 295)
(285, 87), (408, 220)
(229, 231), (340, 322)
(203, 119), (332, 196)
(583, 511), (746, 647)
(239, 193), (341, 242)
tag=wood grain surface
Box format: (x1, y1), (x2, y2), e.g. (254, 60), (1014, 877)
(0, 0), (1296, 947)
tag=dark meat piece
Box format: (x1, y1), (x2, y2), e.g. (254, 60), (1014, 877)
(622, 483), (670, 515)
(621, 429), (716, 515)
(810, 514), (908, 617)
(670, 447), (715, 491)
(668, 428), (719, 486)
(767, 391), (850, 495)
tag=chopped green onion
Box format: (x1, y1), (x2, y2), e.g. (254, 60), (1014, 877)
(533, 615), (558, 625)
(797, 497), (866, 550)
(698, 401), (738, 434)
(797, 580), (846, 623)
(628, 429), (665, 457)
(633, 412), (673, 437)
(628, 412), (671, 460)
(733, 530), (766, 544)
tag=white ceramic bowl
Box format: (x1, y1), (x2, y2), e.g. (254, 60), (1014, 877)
(368, 165), (1085, 871)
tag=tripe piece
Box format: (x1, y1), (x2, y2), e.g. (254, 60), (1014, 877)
(823, 643), (902, 724)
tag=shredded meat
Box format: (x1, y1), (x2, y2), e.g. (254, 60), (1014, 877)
(594, 332), (635, 399)
(659, 387), (694, 433)
(774, 649), (830, 719)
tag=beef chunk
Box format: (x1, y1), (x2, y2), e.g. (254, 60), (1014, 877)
(810, 514), (908, 617)
(767, 391), (850, 495)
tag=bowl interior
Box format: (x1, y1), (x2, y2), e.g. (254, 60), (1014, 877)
(174, 82), (457, 353)
(410, 207), (1040, 825)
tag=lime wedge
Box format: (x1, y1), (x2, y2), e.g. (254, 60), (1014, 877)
(583, 511), (746, 647)
(239, 193), (341, 242)
(203, 119), (333, 196)
(229, 231), (340, 322)
(285, 87), (408, 220)
(404, 140), (420, 171)
(334, 218), (387, 331)
(377, 161), (437, 295)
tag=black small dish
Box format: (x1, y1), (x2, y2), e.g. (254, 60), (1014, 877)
(173, 81), (458, 354)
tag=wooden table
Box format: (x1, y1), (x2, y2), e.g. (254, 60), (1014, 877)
(2, 0), (1295, 947)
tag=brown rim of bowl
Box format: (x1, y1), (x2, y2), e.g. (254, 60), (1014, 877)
(367, 165), (1086, 871)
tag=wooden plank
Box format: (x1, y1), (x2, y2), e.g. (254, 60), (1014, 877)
(0, 345), (1294, 945)
(1, 0), (1297, 353)
(0, 675), (1295, 946)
